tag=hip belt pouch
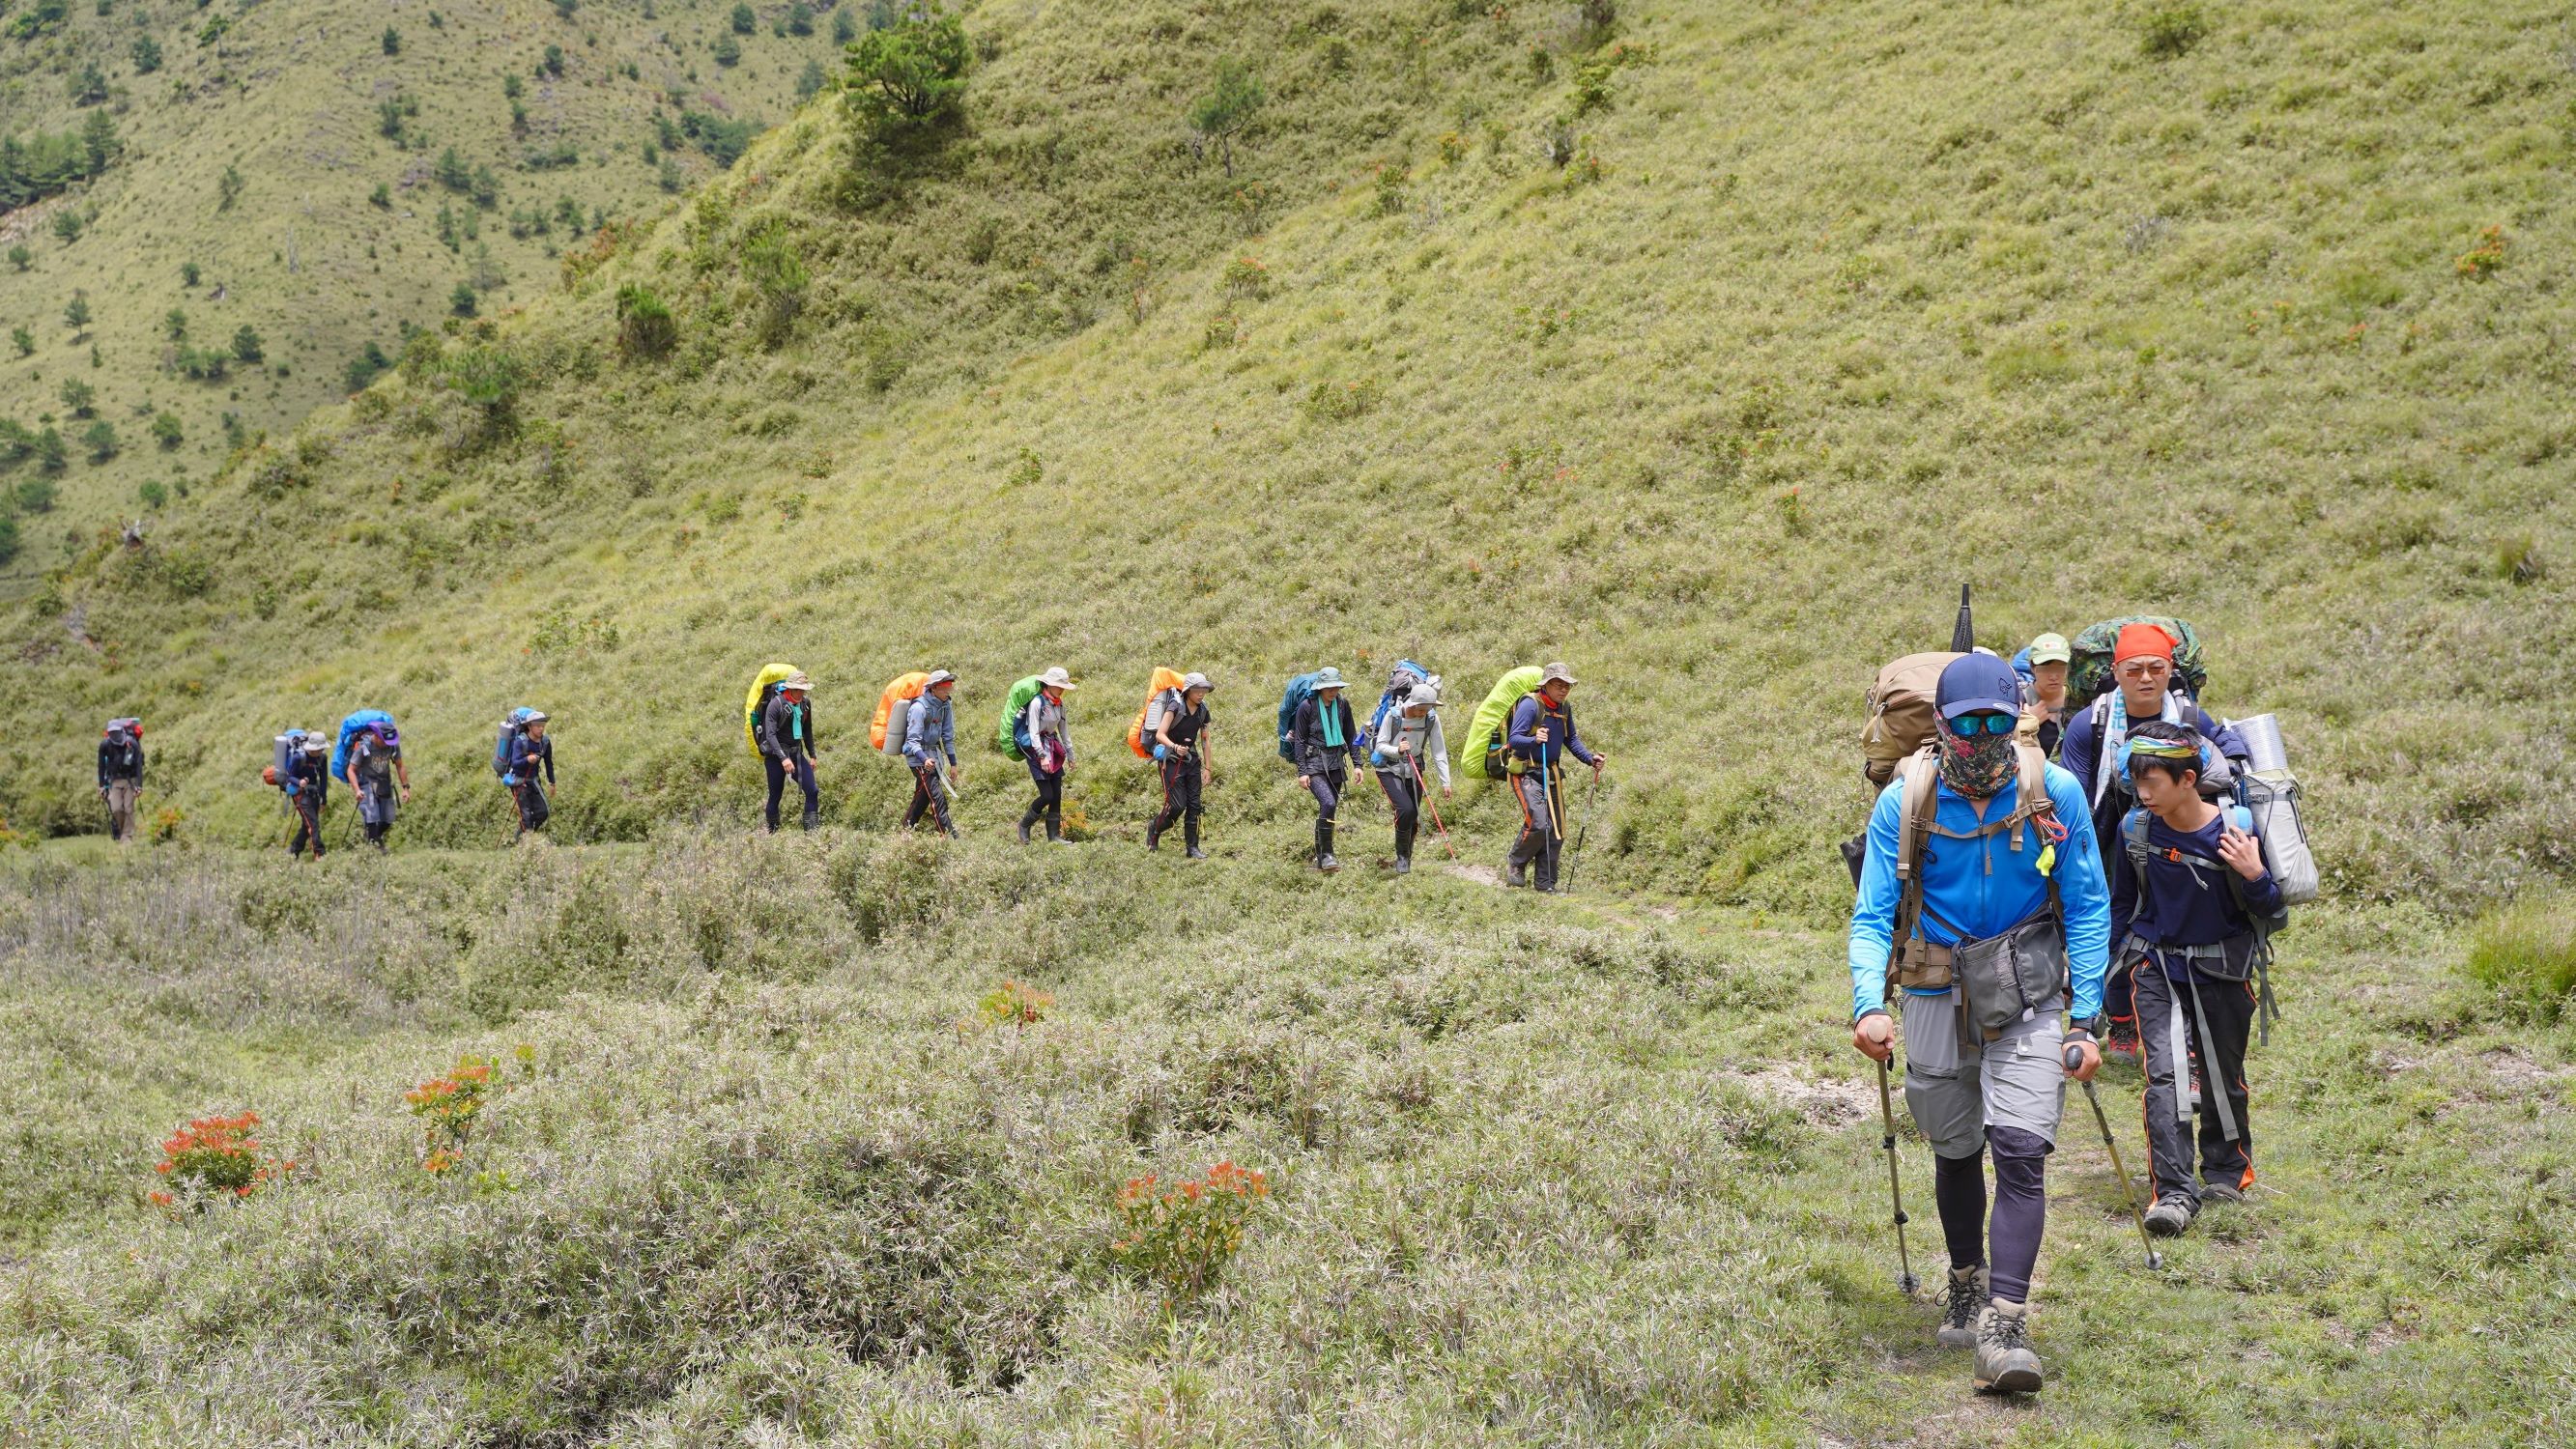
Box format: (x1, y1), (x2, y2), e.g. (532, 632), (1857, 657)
(1954, 915), (2069, 1040)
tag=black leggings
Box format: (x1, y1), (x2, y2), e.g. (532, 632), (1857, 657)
(289, 791), (326, 858)
(904, 763), (955, 835)
(1375, 767), (1420, 859)
(1932, 1124), (2051, 1305)
(764, 753), (818, 831)
(1150, 753), (1202, 847)
(1021, 754), (1063, 838)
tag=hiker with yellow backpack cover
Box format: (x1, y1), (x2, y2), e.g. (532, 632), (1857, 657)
(1846, 653), (2111, 1398)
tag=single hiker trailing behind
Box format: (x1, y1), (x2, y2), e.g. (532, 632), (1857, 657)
(1368, 675), (1450, 875)
(1846, 652), (2110, 1397)
(1503, 663), (1603, 894)
(1144, 671), (1215, 858)
(2012, 632), (2074, 759)
(1013, 667), (1077, 844)
(503, 711), (557, 839)
(96, 716), (145, 843)
(1284, 667), (1362, 873)
(899, 670), (962, 838)
(2060, 620), (2249, 1060)
(2109, 720), (2289, 1239)
(340, 714), (410, 851)
(756, 670), (822, 833)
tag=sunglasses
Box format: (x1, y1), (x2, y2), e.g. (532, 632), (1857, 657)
(2115, 659), (2172, 680)
(1948, 712), (2018, 737)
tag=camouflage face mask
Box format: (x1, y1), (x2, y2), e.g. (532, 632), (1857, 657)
(1937, 722), (2018, 799)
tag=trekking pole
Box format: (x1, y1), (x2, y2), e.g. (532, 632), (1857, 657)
(2065, 1041), (2166, 1271)
(1408, 751), (1458, 861)
(1564, 768), (1604, 888)
(1875, 1057), (1921, 1295)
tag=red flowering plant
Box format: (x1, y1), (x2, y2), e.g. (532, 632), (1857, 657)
(406, 1054), (504, 1177)
(148, 1111), (297, 1213)
(977, 980), (1053, 1032)
(1110, 1160), (1271, 1299)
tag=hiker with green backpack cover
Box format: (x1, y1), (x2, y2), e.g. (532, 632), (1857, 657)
(1503, 663), (1602, 893)
(1012, 667), (1077, 844)
(2107, 720), (2287, 1239)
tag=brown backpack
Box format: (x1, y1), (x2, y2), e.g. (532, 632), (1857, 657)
(1883, 742), (2055, 999)
(1861, 652), (1963, 785)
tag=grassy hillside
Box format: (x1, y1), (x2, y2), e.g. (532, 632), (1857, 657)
(3, 0), (2570, 921)
(0, 2), (2574, 1440)
(0, 0), (854, 578)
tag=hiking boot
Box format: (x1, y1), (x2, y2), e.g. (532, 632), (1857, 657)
(1393, 855), (1412, 876)
(1317, 853), (1341, 874)
(1185, 846), (1208, 861)
(1145, 826), (1163, 852)
(801, 810), (820, 833)
(2198, 1179), (2246, 1205)
(1972, 1299), (2043, 1394)
(2104, 1018), (2140, 1061)
(1936, 1266), (1989, 1349)
(1016, 816), (1034, 844)
(2144, 1192), (2196, 1238)
(1505, 858), (1529, 888)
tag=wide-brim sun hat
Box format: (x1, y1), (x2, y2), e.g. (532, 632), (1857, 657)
(925, 669), (958, 689)
(1406, 681), (1441, 707)
(1540, 662), (1578, 687)
(783, 671), (815, 691)
(1311, 667), (1349, 691)
(1182, 671), (1215, 692)
(1040, 667), (1077, 689)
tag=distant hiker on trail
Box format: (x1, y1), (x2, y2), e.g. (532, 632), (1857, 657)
(902, 670), (961, 838)
(1290, 667), (1363, 873)
(504, 712), (556, 838)
(1370, 678), (1450, 875)
(1505, 663), (1602, 893)
(1846, 653), (2111, 1397)
(2108, 721), (2284, 1240)
(1146, 672), (1214, 858)
(758, 672), (822, 833)
(97, 717), (144, 843)
(2061, 623), (2248, 1059)
(345, 720), (410, 851)
(1015, 667), (1076, 844)
(283, 732), (330, 860)
(2013, 633), (2074, 758)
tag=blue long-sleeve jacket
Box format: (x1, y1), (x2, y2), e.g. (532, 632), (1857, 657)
(504, 733), (555, 787)
(1507, 694), (1595, 769)
(902, 692), (956, 768)
(1846, 761), (2113, 1024)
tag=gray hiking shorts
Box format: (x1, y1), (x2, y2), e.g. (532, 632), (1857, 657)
(1900, 989), (2066, 1159)
(358, 783), (399, 828)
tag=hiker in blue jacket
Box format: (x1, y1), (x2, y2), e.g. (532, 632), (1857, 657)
(1291, 667), (1362, 873)
(2059, 622), (2248, 1059)
(1504, 662), (1603, 893)
(283, 733), (330, 861)
(2107, 721), (2283, 1239)
(901, 670), (960, 838)
(504, 712), (556, 838)
(1847, 652), (2111, 1398)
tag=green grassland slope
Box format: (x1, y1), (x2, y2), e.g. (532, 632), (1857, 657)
(1, 3), (2574, 1441)
(6, 0), (2567, 922)
(0, 0), (855, 574)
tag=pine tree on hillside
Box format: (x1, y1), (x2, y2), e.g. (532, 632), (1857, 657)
(383, 25), (401, 54)
(63, 293), (90, 336)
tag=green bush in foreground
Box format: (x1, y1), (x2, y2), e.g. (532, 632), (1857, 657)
(2464, 890), (2576, 1019)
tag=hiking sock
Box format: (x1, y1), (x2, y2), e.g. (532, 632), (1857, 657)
(1986, 1126), (2049, 1306)
(1933, 1149), (1989, 1273)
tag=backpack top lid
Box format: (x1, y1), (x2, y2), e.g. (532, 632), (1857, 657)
(331, 709), (394, 777)
(1861, 651), (1963, 786)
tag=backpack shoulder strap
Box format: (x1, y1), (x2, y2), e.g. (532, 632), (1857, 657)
(1892, 747), (1942, 956)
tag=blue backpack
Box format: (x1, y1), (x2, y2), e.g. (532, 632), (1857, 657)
(1275, 672), (1327, 761)
(492, 706), (535, 779)
(330, 709), (394, 779)
(1362, 660), (1432, 751)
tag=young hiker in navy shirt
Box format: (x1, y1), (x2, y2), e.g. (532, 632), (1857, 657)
(2106, 720), (2283, 1239)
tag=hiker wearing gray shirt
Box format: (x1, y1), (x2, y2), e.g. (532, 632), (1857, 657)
(1369, 681), (1450, 875)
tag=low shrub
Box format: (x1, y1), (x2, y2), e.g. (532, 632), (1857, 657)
(149, 1111), (295, 1210)
(1110, 1159), (1270, 1300)
(2464, 890), (2576, 1020)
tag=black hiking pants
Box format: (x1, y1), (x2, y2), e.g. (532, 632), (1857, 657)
(1021, 755), (1064, 840)
(1508, 771), (1563, 890)
(1150, 753), (1201, 849)
(514, 781), (551, 837)
(1374, 766), (1420, 861)
(904, 762), (956, 836)
(289, 788), (327, 859)
(1304, 767), (1347, 862)
(764, 753), (818, 832)
(2135, 965), (2256, 1204)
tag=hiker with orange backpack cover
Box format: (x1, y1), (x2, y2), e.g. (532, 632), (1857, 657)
(901, 671), (961, 838)
(1145, 672), (1215, 858)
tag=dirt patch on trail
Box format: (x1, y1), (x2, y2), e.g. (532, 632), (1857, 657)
(2481, 1046), (2572, 1093)
(1739, 1065), (1873, 1125)
(1446, 863), (1503, 888)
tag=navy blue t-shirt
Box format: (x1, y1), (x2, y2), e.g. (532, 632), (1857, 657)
(2108, 806), (2284, 983)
